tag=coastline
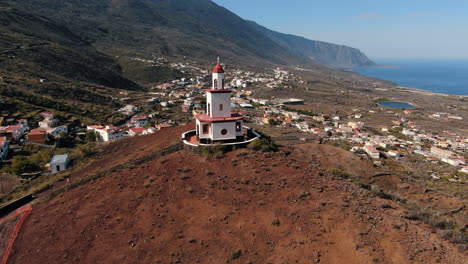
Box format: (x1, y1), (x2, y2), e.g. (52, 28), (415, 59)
(353, 60), (468, 97)
(395, 86), (468, 98)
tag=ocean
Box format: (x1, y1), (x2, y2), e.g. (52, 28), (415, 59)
(353, 59), (468, 96)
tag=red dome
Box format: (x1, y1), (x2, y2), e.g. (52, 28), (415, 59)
(213, 63), (224, 73)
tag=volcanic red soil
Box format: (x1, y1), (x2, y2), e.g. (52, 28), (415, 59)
(4, 124), (467, 263)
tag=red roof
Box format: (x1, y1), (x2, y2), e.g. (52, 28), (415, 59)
(29, 128), (47, 136)
(158, 123), (173, 128)
(87, 125), (105, 130)
(130, 127), (145, 134)
(205, 89), (232, 93)
(7, 125), (22, 131)
(213, 64), (224, 73)
(195, 113), (244, 123)
(131, 115), (147, 120)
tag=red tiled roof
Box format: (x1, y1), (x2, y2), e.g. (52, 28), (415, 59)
(88, 125), (105, 130)
(158, 123), (173, 128)
(213, 64), (224, 73)
(131, 115), (147, 120)
(7, 125), (22, 130)
(364, 145), (379, 153)
(205, 89), (232, 93)
(130, 127), (145, 133)
(195, 113), (244, 123)
(29, 128), (47, 136)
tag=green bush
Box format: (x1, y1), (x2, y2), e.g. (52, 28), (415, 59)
(198, 143), (228, 158)
(75, 143), (97, 158)
(248, 138), (278, 152)
(405, 203), (467, 244)
(328, 168), (351, 179)
(11, 156), (41, 175)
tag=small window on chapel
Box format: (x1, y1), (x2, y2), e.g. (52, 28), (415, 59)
(219, 104), (223, 111)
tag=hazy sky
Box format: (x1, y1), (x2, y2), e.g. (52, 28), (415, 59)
(212, 0), (468, 60)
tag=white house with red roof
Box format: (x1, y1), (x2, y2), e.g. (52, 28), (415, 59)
(87, 125), (124, 142)
(0, 124), (25, 141)
(194, 61), (244, 144)
(182, 59), (260, 147)
(127, 114), (149, 128)
(0, 136), (9, 161)
(129, 127), (145, 136)
(459, 166), (468, 174)
(364, 145), (380, 159)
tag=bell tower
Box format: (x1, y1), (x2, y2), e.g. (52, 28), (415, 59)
(212, 57), (225, 90)
(182, 57), (261, 147)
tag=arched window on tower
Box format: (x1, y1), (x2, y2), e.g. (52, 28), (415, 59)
(214, 79), (218, 89)
(222, 79), (225, 89)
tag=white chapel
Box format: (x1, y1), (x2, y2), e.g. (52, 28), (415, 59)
(194, 60), (244, 144)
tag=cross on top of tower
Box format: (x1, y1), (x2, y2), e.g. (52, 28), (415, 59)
(213, 57), (225, 73)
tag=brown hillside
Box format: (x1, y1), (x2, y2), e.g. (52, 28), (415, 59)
(6, 125), (467, 264)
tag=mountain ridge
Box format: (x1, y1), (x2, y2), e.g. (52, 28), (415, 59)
(247, 21), (375, 68)
(4, 0), (374, 68)
(0, 0), (383, 124)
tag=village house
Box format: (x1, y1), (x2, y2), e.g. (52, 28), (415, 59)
(143, 127), (157, 134)
(27, 128), (48, 144)
(338, 124), (354, 133)
(156, 83), (175, 90)
(459, 166), (468, 174)
(436, 140), (449, 148)
(119, 105), (138, 115)
(127, 115), (149, 128)
(430, 146), (457, 160)
(387, 150), (401, 158)
(87, 125), (124, 142)
(0, 124), (26, 141)
(348, 121), (363, 130)
(364, 145), (380, 159)
(160, 101), (171, 107)
(402, 129), (416, 136)
(39, 113), (58, 129)
(313, 116), (325, 122)
(448, 115), (463, 120)
(182, 98), (194, 113)
(50, 154), (70, 173)
(39, 118), (57, 129)
(129, 127), (145, 136)
(47, 125), (68, 137)
(157, 122), (173, 130)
